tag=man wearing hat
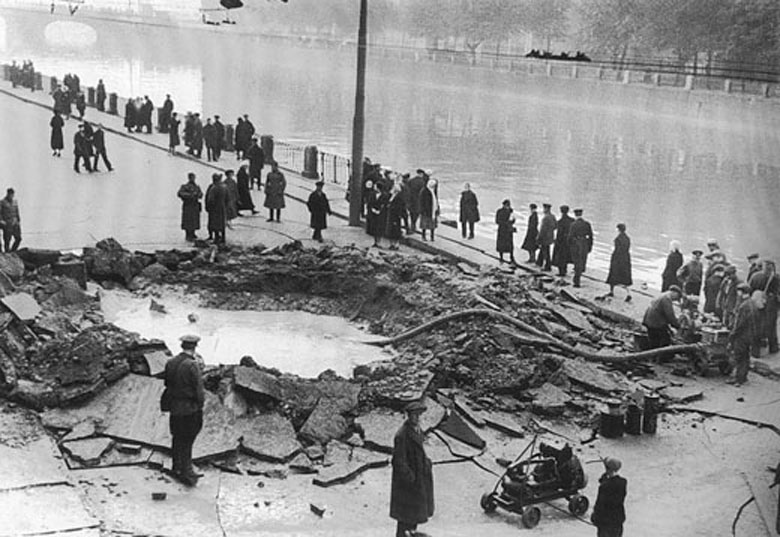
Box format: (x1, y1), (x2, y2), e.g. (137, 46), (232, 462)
(406, 170), (426, 233)
(727, 283), (760, 385)
(244, 136), (265, 190)
(163, 335), (205, 486)
(676, 250), (704, 297)
(536, 203), (557, 271)
(567, 208), (593, 287)
(642, 285), (682, 349)
(306, 181), (331, 242)
(716, 265), (740, 328)
(749, 260), (779, 354)
(591, 457), (627, 537)
(747, 253), (762, 282)
(390, 400), (434, 537)
(553, 205), (573, 276)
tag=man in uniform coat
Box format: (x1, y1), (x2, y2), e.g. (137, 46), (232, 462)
(591, 457), (627, 537)
(213, 115), (225, 161)
(72, 124), (93, 173)
(553, 205), (573, 276)
(521, 203), (539, 263)
(727, 283), (760, 385)
(203, 118), (217, 162)
(245, 137), (265, 190)
(567, 208), (593, 288)
(306, 181), (331, 242)
(205, 173), (227, 244)
(163, 335), (205, 487)
(177, 172), (203, 241)
(390, 400), (434, 537)
(536, 203), (557, 271)
(642, 285), (682, 349)
(676, 250), (704, 297)
(91, 124), (113, 172)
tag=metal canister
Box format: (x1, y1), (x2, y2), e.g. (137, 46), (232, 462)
(599, 399), (625, 438)
(642, 393), (660, 434)
(625, 403), (642, 435)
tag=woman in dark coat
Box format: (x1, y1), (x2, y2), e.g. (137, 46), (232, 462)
(521, 203), (539, 262)
(390, 401), (434, 537)
(177, 172), (203, 241)
(306, 181), (331, 242)
(236, 163), (258, 214)
(418, 179), (439, 242)
(123, 99), (136, 133)
(263, 161), (286, 222)
(495, 199), (517, 264)
(606, 223), (633, 301)
(204, 173), (227, 244)
(385, 185), (405, 250)
(459, 183), (480, 239)
(661, 240), (683, 291)
(168, 112), (180, 154)
(49, 110), (64, 157)
(223, 169), (240, 226)
(365, 181), (386, 247)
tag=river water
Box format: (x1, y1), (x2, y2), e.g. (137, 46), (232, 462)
(2, 12), (779, 282)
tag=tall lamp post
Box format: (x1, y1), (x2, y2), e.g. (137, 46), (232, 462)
(348, 0), (367, 226)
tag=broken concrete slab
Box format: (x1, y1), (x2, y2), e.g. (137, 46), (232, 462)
(0, 253), (24, 281)
(288, 452), (317, 474)
(530, 383), (572, 416)
(62, 437), (115, 467)
(16, 247), (61, 269)
(299, 397), (350, 445)
(1, 292), (41, 322)
(0, 436), (69, 491)
(236, 412), (301, 463)
(355, 398), (445, 454)
(0, 484), (99, 535)
(61, 420), (97, 443)
(437, 410), (486, 450)
(142, 350), (169, 377)
(563, 359), (627, 394)
(482, 413), (526, 438)
(638, 378), (669, 392)
(453, 396), (486, 427)
(233, 366), (283, 401)
(660, 386), (704, 403)
(312, 447), (389, 487)
(550, 304), (593, 331)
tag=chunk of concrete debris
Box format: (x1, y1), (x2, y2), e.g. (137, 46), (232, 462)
(61, 420), (97, 443)
(660, 386), (704, 403)
(482, 414), (525, 438)
(289, 453), (317, 474)
(453, 396), (485, 428)
(233, 366), (282, 401)
(563, 359), (626, 394)
(312, 448), (389, 488)
(1, 293), (41, 322)
(61, 437), (115, 467)
(236, 412), (301, 463)
(299, 398), (350, 445)
(530, 383), (572, 417)
(310, 503), (326, 517)
(149, 299), (167, 314)
(355, 398), (445, 453)
(142, 351), (169, 377)
(437, 410), (486, 450)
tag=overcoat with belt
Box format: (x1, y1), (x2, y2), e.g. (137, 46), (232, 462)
(390, 421), (434, 524)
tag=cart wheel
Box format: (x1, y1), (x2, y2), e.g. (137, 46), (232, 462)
(568, 494), (589, 516)
(521, 506), (541, 528)
(718, 361), (734, 376)
(480, 492), (497, 513)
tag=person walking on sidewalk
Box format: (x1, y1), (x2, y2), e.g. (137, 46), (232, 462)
(568, 208), (593, 288)
(390, 400), (434, 537)
(521, 203), (539, 263)
(495, 199), (517, 265)
(605, 223), (633, 302)
(590, 457), (627, 537)
(177, 173), (203, 242)
(536, 203), (557, 271)
(163, 335), (205, 487)
(0, 188), (22, 252)
(236, 162), (258, 215)
(168, 112), (180, 155)
(49, 109), (64, 157)
(91, 124), (113, 172)
(205, 173), (227, 244)
(72, 124), (93, 173)
(307, 181), (331, 242)
(263, 161), (286, 222)
(459, 183), (480, 239)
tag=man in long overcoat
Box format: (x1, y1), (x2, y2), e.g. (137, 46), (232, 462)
(553, 205), (573, 276)
(203, 118), (217, 162)
(91, 124), (113, 172)
(390, 400), (434, 537)
(245, 137), (265, 189)
(676, 250), (704, 297)
(177, 172), (203, 241)
(521, 203), (539, 263)
(749, 260), (779, 355)
(96, 79), (106, 112)
(406, 169), (426, 231)
(263, 161), (286, 222)
(204, 173), (227, 244)
(458, 183), (480, 239)
(213, 115), (225, 161)
(72, 124), (93, 173)
(495, 199), (516, 264)
(236, 162), (258, 215)
(163, 335), (205, 487)
(606, 223), (632, 301)
(306, 181), (331, 242)
(123, 99), (136, 133)
(160, 94), (174, 133)
(191, 113), (204, 158)
(727, 283), (760, 385)
(591, 457), (627, 537)
(567, 208), (593, 288)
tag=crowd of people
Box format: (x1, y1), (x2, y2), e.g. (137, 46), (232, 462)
(8, 60), (37, 92)
(49, 111), (113, 173)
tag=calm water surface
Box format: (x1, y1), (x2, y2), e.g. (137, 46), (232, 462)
(3, 12), (779, 284)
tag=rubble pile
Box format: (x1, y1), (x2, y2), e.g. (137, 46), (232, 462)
(0, 238), (682, 487)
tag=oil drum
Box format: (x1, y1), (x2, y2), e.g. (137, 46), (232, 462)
(643, 393), (660, 434)
(599, 399), (624, 438)
(625, 403), (642, 435)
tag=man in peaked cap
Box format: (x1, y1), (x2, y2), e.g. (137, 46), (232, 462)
(567, 208), (593, 287)
(747, 253), (762, 282)
(591, 457), (627, 537)
(727, 283), (760, 385)
(536, 203), (557, 272)
(677, 249), (704, 297)
(390, 400), (434, 537)
(163, 335), (205, 486)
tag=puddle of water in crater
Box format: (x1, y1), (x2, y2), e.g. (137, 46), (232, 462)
(100, 290), (390, 378)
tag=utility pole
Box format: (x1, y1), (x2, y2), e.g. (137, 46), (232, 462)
(348, 0), (367, 226)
